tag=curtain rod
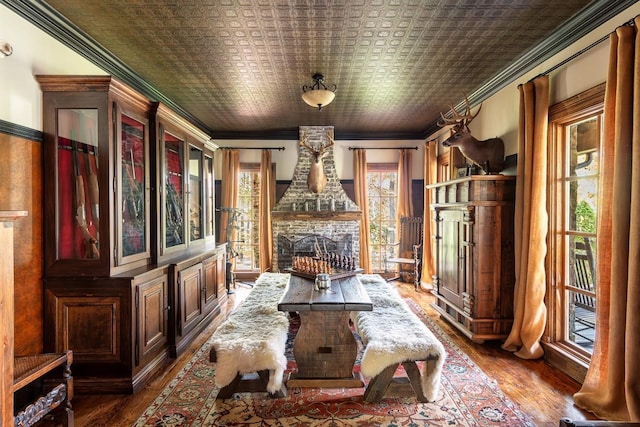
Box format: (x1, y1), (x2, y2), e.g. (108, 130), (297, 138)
(533, 17), (637, 81)
(218, 146), (286, 151)
(348, 146), (418, 151)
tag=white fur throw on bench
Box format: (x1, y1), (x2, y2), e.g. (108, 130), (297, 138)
(210, 272), (290, 394)
(352, 274), (446, 402)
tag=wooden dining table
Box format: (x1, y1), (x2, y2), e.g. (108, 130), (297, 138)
(277, 274), (372, 388)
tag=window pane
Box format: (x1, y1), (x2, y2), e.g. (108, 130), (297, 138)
(567, 177), (598, 233)
(381, 173), (396, 195)
(569, 117), (599, 177)
(235, 168), (261, 271)
(367, 167), (398, 274)
(368, 175), (381, 197)
(567, 289), (596, 352)
(558, 112), (601, 358)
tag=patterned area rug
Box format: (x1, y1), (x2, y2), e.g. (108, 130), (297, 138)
(135, 299), (534, 426)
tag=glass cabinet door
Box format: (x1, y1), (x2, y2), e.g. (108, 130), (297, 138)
(118, 113), (149, 262)
(163, 130), (186, 250)
(56, 108), (100, 260)
(204, 154), (215, 239)
(189, 145), (204, 243)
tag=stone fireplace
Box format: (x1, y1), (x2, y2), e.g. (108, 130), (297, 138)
(271, 126), (361, 272)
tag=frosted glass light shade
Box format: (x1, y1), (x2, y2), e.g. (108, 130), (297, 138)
(301, 89), (335, 110)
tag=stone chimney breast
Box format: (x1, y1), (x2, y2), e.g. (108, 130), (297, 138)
(271, 126), (361, 272)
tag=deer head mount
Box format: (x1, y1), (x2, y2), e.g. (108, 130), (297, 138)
(438, 94), (505, 174)
(300, 129), (335, 194)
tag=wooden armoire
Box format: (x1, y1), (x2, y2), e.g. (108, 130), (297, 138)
(428, 176), (516, 343)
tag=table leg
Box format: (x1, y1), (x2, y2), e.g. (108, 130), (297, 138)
(287, 311), (364, 388)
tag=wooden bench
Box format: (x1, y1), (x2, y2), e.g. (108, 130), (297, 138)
(351, 274), (446, 403)
(13, 350), (73, 427)
(209, 272), (290, 399)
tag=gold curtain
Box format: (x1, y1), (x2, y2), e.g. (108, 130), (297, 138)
(421, 141), (438, 285)
(501, 75), (549, 360)
(396, 148), (414, 218)
(219, 149), (239, 245)
(353, 149), (372, 273)
(574, 19), (640, 421)
(259, 149), (275, 272)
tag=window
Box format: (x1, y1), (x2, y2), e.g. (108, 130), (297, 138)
(235, 164), (261, 272)
(367, 164), (398, 273)
(548, 84), (604, 372)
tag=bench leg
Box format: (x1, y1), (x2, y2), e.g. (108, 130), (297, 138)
(257, 370), (287, 398)
(61, 362), (74, 427)
(216, 374), (244, 399)
(402, 361), (428, 402)
(364, 360), (436, 403)
(216, 370), (287, 399)
(363, 363), (399, 403)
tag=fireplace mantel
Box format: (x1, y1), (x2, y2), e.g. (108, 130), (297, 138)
(271, 210), (362, 221)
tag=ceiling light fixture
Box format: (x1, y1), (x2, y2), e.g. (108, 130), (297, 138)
(0, 41), (13, 58)
(301, 73), (336, 110)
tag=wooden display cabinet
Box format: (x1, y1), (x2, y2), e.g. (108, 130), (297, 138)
(152, 102), (218, 263)
(428, 176), (516, 343)
(38, 75), (152, 277)
(38, 77), (225, 393)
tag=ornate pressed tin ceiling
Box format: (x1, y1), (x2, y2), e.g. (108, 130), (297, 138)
(6, 0), (634, 139)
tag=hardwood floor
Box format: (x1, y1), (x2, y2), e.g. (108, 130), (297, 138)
(42, 281), (594, 427)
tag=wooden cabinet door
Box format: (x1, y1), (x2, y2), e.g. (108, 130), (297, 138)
(436, 209), (467, 308)
(136, 275), (168, 368)
(202, 255), (218, 312)
(52, 295), (122, 363)
(177, 263), (203, 337)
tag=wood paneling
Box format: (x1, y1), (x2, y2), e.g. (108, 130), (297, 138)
(0, 133), (43, 356)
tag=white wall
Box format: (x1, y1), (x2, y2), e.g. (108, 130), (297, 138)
(0, 5), (106, 131)
(216, 138), (425, 181)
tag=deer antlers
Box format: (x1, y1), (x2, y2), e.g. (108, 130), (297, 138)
(437, 93), (482, 130)
(299, 129), (334, 159)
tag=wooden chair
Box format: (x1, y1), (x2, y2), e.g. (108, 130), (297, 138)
(572, 239), (596, 343)
(385, 216), (423, 290)
(13, 350), (73, 427)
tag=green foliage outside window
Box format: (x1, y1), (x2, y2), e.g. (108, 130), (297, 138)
(576, 200), (596, 233)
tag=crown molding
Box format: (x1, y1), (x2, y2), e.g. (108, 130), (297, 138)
(4, 0), (636, 141)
